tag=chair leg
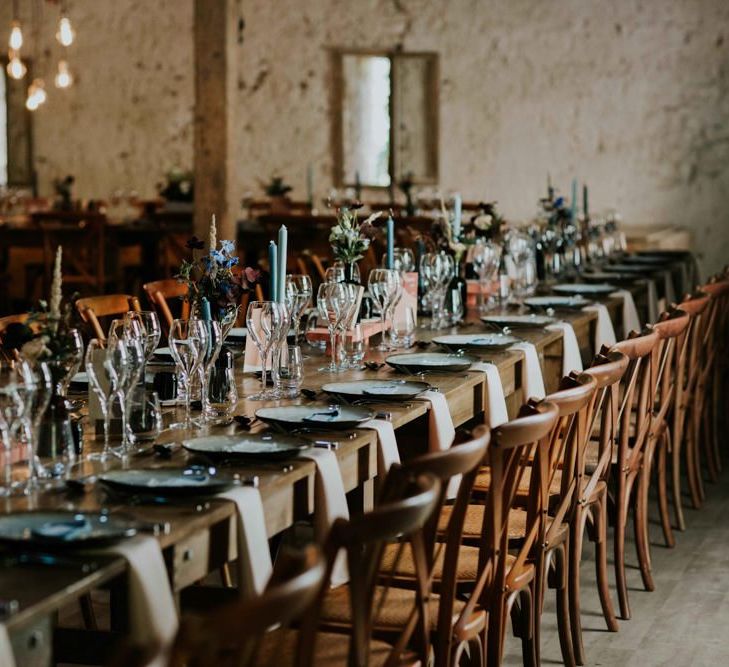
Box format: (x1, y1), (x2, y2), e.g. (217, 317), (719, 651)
(702, 403), (719, 484)
(671, 417), (686, 531)
(487, 593), (507, 667)
(79, 594), (97, 630)
(633, 465), (655, 592)
(656, 430), (676, 548)
(614, 479), (631, 620)
(554, 542), (576, 667)
(520, 586), (537, 667)
(569, 508), (587, 665)
(693, 406), (706, 504)
(594, 497), (619, 633)
(711, 376), (723, 474)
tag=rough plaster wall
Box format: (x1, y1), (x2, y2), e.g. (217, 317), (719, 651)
(0, 0), (193, 200)
(234, 0), (729, 274)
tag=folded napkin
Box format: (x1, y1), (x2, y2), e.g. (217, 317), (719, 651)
(662, 269), (676, 305)
(420, 390), (455, 452)
(217, 485), (273, 598)
(644, 278), (659, 324)
(361, 419), (400, 475)
(545, 321), (583, 375)
(300, 447), (350, 587)
(0, 625), (15, 667)
(102, 535), (179, 650)
(582, 303), (616, 352)
(470, 361), (509, 428)
(509, 342), (546, 400)
(610, 289), (641, 337)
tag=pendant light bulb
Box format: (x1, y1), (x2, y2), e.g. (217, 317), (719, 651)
(9, 20), (23, 50)
(56, 16), (75, 47)
(7, 50), (26, 80)
(26, 78), (47, 111)
(55, 60), (73, 88)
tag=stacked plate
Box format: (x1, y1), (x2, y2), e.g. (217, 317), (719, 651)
(523, 295), (590, 310)
(385, 352), (477, 373)
(480, 314), (556, 329)
(182, 433), (308, 461)
(432, 333), (520, 350)
(255, 404), (374, 430)
(552, 283), (616, 296)
(322, 379), (430, 402)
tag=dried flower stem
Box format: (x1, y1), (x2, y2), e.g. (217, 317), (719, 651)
(50, 246), (62, 321)
(209, 214), (217, 252)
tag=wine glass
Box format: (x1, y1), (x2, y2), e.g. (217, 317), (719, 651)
(472, 240), (501, 312)
(125, 310), (161, 362)
(16, 359), (53, 489)
(368, 268), (401, 351)
(317, 282), (347, 372)
(197, 319), (224, 422)
(85, 337), (127, 460)
(419, 253), (453, 329)
(0, 380), (22, 497)
(325, 264), (346, 283)
(285, 274), (313, 343)
(168, 319), (207, 427)
(246, 301), (286, 400)
(335, 282), (361, 369)
(382, 248), (415, 274)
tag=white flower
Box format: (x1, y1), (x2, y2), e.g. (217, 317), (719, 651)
(209, 214), (217, 252)
(22, 336), (50, 361)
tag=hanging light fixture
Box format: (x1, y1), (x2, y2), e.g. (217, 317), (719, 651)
(6, 49), (26, 80)
(8, 19), (23, 50)
(56, 3), (75, 47)
(54, 59), (73, 88)
(26, 78), (47, 111)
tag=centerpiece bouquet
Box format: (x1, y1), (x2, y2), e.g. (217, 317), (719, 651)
(177, 216), (260, 331)
(329, 204), (382, 280)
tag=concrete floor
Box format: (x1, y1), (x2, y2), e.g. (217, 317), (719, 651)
(503, 466), (729, 666)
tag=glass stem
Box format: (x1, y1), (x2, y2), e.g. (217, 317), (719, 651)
(329, 328), (337, 369)
(260, 348), (267, 394)
(184, 371), (192, 428)
(119, 391), (128, 449)
(102, 404), (111, 458)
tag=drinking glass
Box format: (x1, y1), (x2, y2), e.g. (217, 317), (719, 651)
(246, 301), (286, 400)
(342, 323), (365, 367)
(168, 318), (207, 427)
(334, 283), (361, 370)
(56, 328), (84, 396)
(392, 305), (416, 348)
(285, 274), (313, 342)
(304, 310), (327, 351)
(472, 240), (500, 312)
(125, 310), (162, 362)
(420, 253), (453, 329)
(0, 382), (22, 496)
(508, 232), (535, 299)
(17, 360), (52, 489)
(368, 268), (401, 351)
(126, 387), (163, 441)
(317, 282), (347, 372)
(382, 248), (415, 274)
(197, 319), (224, 423)
(86, 337), (127, 460)
(274, 344), (304, 398)
(325, 265), (346, 283)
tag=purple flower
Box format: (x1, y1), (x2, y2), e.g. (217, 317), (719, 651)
(186, 236), (205, 250)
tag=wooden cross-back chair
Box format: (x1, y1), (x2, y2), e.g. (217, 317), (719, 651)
(674, 292), (712, 515)
(570, 349), (629, 664)
(368, 428), (491, 667)
(311, 473), (441, 667)
(605, 328), (660, 621)
(142, 279), (190, 334)
(648, 308), (691, 550)
(75, 294), (141, 342)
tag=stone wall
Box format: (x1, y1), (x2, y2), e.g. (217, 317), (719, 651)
(4, 0), (729, 273)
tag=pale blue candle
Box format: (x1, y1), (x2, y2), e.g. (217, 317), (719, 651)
(386, 215), (394, 269)
(269, 241), (277, 300)
(453, 193), (462, 239)
(306, 163), (313, 205)
(201, 297), (212, 321)
(570, 179), (578, 221)
(277, 225), (288, 303)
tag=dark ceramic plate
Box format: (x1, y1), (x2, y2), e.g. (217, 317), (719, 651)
(182, 433), (308, 461)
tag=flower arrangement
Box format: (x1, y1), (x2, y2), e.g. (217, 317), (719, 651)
(262, 175), (293, 198)
(19, 247), (82, 362)
(158, 167), (194, 203)
(429, 196), (466, 263)
(177, 215), (259, 320)
(328, 205), (382, 264)
(470, 201), (505, 242)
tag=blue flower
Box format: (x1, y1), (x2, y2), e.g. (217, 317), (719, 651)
(220, 239), (235, 254)
(226, 256), (239, 268)
(554, 196), (565, 208)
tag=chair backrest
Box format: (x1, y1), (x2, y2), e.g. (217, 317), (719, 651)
(611, 329), (661, 475)
(472, 401), (560, 614)
(676, 292), (712, 428)
(389, 427), (491, 665)
(310, 472), (441, 667)
(142, 279), (190, 332)
(76, 294), (141, 341)
(166, 546), (325, 667)
(582, 349), (630, 497)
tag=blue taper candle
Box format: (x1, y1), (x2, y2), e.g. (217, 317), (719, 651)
(386, 215), (394, 269)
(277, 225), (288, 303)
(268, 241), (277, 300)
(570, 179), (577, 221)
(201, 297), (212, 321)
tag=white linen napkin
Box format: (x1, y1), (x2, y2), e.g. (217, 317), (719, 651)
(509, 342), (546, 400)
(300, 447), (350, 587)
(361, 419), (400, 474)
(644, 278), (659, 324)
(582, 303), (617, 352)
(545, 321), (583, 375)
(471, 361), (509, 428)
(0, 625), (15, 667)
(102, 535), (179, 650)
(420, 390), (455, 452)
(611, 289), (641, 337)
(217, 485), (273, 598)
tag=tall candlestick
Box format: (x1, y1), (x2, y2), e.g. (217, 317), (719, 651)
(268, 241), (278, 301)
(583, 184), (589, 220)
(453, 193), (462, 239)
(201, 297), (212, 321)
(570, 179), (577, 221)
(209, 214), (217, 252)
(277, 225), (288, 303)
(306, 163), (313, 207)
(354, 171), (361, 201)
(386, 215), (395, 269)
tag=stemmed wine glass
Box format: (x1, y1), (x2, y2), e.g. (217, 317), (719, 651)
(168, 318), (208, 428)
(368, 268), (401, 350)
(382, 248), (416, 274)
(0, 377), (22, 497)
(197, 319), (224, 422)
(317, 282), (347, 372)
(335, 282), (360, 369)
(85, 337), (127, 460)
(285, 274), (313, 343)
(472, 240), (501, 313)
(420, 253), (454, 329)
(125, 310), (162, 363)
(246, 301), (286, 400)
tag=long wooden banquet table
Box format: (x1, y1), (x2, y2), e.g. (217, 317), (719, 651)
(0, 255), (694, 665)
